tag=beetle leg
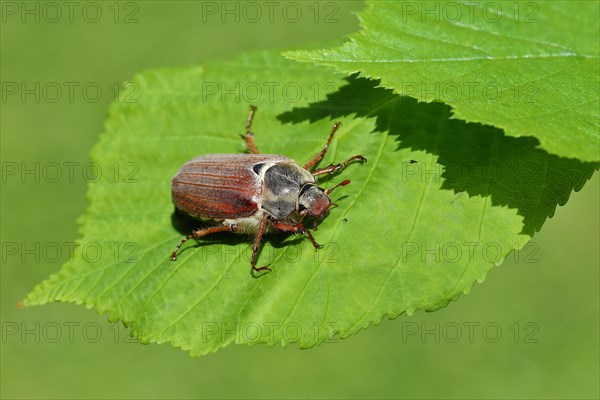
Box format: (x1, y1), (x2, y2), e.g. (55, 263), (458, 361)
(243, 105), (260, 154)
(271, 221), (323, 250)
(312, 155), (366, 177)
(304, 229), (323, 250)
(303, 121), (341, 170)
(251, 214), (271, 274)
(170, 224), (234, 261)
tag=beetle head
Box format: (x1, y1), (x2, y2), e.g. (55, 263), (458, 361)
(297, 184), (330, 218)
(297, 180), (352, 219)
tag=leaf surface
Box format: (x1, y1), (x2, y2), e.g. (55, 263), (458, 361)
(285, 0), (600, 161)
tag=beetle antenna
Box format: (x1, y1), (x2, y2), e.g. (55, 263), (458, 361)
(325, 180), (351, 195)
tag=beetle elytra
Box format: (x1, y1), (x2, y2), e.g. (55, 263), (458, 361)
(170, 105), (366, 274)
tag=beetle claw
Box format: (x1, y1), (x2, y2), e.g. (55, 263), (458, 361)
(253, 265), (271, 274)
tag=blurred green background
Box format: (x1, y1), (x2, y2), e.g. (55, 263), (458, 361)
(1, 1), (598, 398)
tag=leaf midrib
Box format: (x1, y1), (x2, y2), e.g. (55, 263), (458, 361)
(298, 53), (592, 63)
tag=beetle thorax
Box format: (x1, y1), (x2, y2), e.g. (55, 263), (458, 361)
(258, 162), (316, 220)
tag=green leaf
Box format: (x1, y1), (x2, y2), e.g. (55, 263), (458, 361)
(285, 0), (600, 162)
(25, 50), (597, 356)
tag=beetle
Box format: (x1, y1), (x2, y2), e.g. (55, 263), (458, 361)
(170, 105), (366, 273)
